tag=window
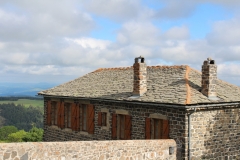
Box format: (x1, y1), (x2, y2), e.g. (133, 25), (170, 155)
(145, 117), (169, 139)
(153, 119), (163, 139)
(119, 114), (125, 139)
(57, 101), (64, 129)
(79, 104), (94, 134)
(98, 112), (107, 127)
(46, 100), (61, 126)
(112, 113), (131, 140)
(46, 100), (95, 134)
(71, 103), (79, 131)
(64, 103), (71, 128)
(50, 101), (58, 125)
(102, 112), (107, 126)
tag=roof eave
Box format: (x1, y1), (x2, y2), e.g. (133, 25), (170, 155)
(39, 94), (240, 109)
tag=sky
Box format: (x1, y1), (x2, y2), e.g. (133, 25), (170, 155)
(0, 0), (240, 86)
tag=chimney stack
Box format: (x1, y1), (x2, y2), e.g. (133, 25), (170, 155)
(133, 56), (147, 96)
(201, 57), (218, 100)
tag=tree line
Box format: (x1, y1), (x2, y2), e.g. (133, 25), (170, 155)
(0, 103), (43, 131)
(0, 96), (43, 101)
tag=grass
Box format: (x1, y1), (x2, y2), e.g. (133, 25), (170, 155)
(0, 99), (44, 108)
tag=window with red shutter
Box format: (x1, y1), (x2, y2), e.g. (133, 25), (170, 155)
(145, 118), (151, 139)
(124, 115), (131, 140)
(145, 118), (169, 139)
(112, 113), (117, 139)
(57, 101), (65, 129)
(47, 101), (51, 125)
(162, 119), (169, 139)
(87, 104), (94, 134)
(71, 103), (77, 131)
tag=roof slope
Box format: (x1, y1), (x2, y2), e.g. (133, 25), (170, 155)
(39, 66), (240, 105)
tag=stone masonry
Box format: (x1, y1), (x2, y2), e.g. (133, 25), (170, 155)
(201, 58), (218, 99)
(188, 107), (240, 160)
(43, 98), (187, 159)
(0, 140), (176, 160)
(133, 56), (147, 96)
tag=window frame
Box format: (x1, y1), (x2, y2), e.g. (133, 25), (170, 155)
(98, 108), (110, 130)
(146, 113), (169, 139)
(112, 109), (131, 140)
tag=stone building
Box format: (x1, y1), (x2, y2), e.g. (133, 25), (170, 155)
(38, 56), (240, 160)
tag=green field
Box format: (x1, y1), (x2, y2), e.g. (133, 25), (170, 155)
(0, 99), (43, 108)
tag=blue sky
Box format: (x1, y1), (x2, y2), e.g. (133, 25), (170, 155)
(0, 0), (240, 86)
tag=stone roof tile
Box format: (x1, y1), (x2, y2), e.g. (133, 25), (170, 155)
(38, 65), (240, 105)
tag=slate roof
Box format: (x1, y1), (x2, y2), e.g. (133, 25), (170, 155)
(38, 65), (240, 105)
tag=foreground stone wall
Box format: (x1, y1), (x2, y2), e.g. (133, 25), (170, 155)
(0, 140), (176, 160)
(189, 107), (240, 159)
(43, 99), (187, 159)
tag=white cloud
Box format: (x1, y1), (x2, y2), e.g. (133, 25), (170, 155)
(163, 26), (189, 40)
(0, 0), (240, 86)
(66, 37), (111, 49)
(116, 21), (160, 46)
(206, 17), (240, 46)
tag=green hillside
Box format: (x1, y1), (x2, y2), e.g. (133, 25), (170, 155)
(0, 99), (43, 108)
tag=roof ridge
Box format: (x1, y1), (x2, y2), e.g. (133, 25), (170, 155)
(185, 65), (191, 104)
(92, 65), (188, 73)
(92, 67), (133, 73)
(147, 65), (188, 68)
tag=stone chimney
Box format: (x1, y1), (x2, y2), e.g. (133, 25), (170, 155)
(201, 58), (218, 100)
(133, 56), (147, 96)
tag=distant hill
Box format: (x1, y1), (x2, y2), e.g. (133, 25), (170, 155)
(0, 82), (57, 97)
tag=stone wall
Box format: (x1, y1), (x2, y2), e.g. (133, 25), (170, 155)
(0, 140), (176, 160)
(189, 107), (240, 159)
(43, 99), (187, 159)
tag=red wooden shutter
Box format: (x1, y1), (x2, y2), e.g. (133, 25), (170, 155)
(87, 104), (94, 134)
(112, 113), (117, 139)
(57, 102), (65, 129)
(76, 104), (80, 131)
(79, 104), (82, 131)
(47, 101), (51, 125)
(145, 118), (151, 139)
(124, 115), (131, 140)
(57, 101), (61, 127)
(71, 103), (77, 130)
(162, 119), (169, 139)
(98, 112), (102, 126)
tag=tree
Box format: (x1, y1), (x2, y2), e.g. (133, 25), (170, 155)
(7, 130), (27, 142)
(22, 126), (43, 142)
(0, 126), (18, 140)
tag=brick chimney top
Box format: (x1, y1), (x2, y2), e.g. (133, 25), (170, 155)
(132, 56), (147, 96)
(201, 58), (219, 100)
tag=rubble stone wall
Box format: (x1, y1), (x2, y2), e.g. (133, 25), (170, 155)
(43, 99), (187, 159)
(189, 107), (240, 160)
(0, 140), (176, 160)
